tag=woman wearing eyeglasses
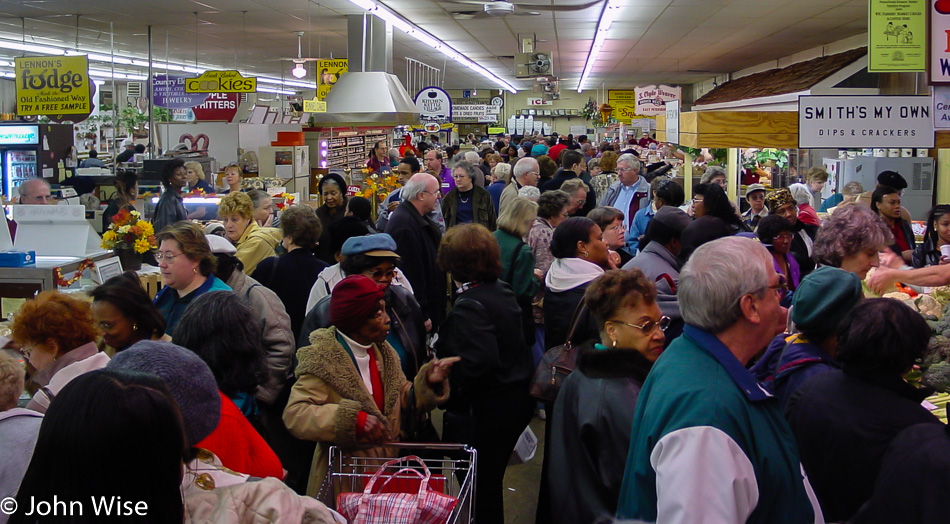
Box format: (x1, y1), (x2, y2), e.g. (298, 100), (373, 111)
(152, 221), (231, 335)
(442, 160), (496, 231)
(11, 291), (109, 414)
(912, 204), (950, 268)
(756, 214), (801, 301)
(547, 269), (665, 524)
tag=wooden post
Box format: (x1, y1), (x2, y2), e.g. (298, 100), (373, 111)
(937, 149), (950, 206)
(726, 148), (739, 202)
(682, 151), (693, 201)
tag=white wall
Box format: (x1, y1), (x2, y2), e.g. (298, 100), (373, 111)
(154, 122), (303, 166)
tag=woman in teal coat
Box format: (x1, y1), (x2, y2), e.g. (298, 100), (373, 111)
(493, 196), (541, 346)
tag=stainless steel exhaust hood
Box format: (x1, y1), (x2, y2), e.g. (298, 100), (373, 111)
(312, 14), (419, 126)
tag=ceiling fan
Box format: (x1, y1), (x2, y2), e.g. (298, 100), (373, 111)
(278, 31), (321, 79)
(445, 0), (604, 17)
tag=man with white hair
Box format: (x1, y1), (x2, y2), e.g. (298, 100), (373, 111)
(17, 178), (52, 204)
(500, 157), (540, 215)
(600, 153), (650, 249)
(618, 236), (823, 524)
(384, 172), (446, 327)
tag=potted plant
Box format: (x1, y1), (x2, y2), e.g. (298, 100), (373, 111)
(100, 209), (156, 271)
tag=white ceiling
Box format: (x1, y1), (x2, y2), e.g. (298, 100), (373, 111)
(0, 0), (868, 92)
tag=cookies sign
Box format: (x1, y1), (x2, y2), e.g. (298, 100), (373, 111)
(15, 56), (90, 115)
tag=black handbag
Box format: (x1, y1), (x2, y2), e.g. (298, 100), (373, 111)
(528, 300), (585, 402)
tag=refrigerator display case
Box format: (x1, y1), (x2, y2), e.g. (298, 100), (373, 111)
(0, 125), (39, 200)
(0, 123), (75, 200)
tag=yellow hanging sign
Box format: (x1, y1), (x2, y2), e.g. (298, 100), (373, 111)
(317, 59), (348, 99)
(303, 98), (327, 113)
(15, 55), (91, 115)
(185, 70), (257, 93)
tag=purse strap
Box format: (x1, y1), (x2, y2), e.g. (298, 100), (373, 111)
(563, 299), (587, 346)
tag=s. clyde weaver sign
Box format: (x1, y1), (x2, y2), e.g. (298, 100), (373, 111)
(798, 95), (934, 148)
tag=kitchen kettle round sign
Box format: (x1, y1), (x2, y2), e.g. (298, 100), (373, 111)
(415, 86), (452, 124)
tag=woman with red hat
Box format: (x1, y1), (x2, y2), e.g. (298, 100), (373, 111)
(283, 275), (458, 496)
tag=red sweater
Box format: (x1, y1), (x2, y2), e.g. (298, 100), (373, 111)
(196, 392), (283, 479)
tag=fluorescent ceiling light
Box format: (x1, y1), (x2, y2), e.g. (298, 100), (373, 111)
(0, 40), (65, 55)
(578, 0), (622, 93)
(0, 36), (312, 94)
(344, 0), (518, 93)
(258, 86), (295, 95)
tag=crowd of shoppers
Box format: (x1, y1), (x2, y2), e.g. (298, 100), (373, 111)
(5, 135), (950, 524)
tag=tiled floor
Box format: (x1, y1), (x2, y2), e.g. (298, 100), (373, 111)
(502, 415), (545, 524)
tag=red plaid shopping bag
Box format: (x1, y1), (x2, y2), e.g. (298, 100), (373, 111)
(337, 455), (458, 524)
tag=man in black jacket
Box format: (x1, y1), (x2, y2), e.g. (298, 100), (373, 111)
(385, 173), (446, 328)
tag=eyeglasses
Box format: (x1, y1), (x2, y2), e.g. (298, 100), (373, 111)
(769, 274), (789, 296)
(422, 190), (440, 196)
(609, 316), (671, 334)
(365, 268), (396, 281)
(774, 233), (794, 240)
(154, 251), (185, 262)
(19, 345), (35, 358)
(607, 223), (625, 232)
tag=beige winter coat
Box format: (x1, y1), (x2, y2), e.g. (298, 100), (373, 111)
(283, 326), (448, 496)
(184, 477), (342, 524)
(235, 222), (281, 275)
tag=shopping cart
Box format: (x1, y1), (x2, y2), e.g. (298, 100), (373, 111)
(316, 442), (477, 524)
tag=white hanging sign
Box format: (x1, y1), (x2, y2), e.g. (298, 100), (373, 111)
(415, 86), (452, 123)
(665, 100), (680, 145)
(634, 84), (682, 116)
(798, 95), (934, 148)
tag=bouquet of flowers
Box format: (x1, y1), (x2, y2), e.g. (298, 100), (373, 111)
(355, 171), (401, 220)
(183, 187), (209, 198)
(275, 192), (295, 210)
(101, 209), (157, 254)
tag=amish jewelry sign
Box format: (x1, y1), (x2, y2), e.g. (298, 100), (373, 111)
(798, 95), (934, 148)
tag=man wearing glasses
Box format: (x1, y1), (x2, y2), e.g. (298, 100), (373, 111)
(618, 236), (823, 524)
(375, 156), (445, 233)
(599, 154), (650, 240)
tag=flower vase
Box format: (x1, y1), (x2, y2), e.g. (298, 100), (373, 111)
(115, 248), (143, 271)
